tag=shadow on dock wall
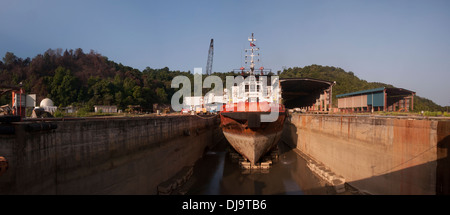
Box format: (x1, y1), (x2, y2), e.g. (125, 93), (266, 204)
(0, 116), (220, 195)
(345, 158), (444, 195)
(354, 128), (449, 195)
(282, 114), (450, 195)
(437, 123), (450, 195)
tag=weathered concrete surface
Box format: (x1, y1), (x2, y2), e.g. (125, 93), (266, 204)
(282, 114), (450, 195)
(0, 115), (219, 194)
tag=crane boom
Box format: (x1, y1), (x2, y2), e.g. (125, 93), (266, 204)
(206, 39), (214, 75)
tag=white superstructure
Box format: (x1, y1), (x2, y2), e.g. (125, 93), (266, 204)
(224, 33), (281, 105)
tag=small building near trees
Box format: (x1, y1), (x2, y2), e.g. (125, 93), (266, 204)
(94, 105), (117, 113)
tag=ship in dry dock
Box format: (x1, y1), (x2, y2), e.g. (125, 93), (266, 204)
(220, 33), (286, 165)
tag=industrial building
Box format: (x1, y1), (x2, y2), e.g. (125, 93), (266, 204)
(336, 87), (415, 112)
(280, 78), (336, 112)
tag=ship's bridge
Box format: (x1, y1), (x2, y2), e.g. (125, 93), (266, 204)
(280, 78), (335, 111)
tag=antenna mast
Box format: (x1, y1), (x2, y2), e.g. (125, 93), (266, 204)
(245, 33), (260, 75)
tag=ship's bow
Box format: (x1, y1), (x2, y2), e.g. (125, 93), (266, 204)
(220, 103), (286, 164)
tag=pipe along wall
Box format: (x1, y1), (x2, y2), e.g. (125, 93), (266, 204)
(0, 115), (220, 194)
(282, 114), (450, 195)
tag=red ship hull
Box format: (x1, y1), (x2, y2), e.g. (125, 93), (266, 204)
(220, 102), (286, 164)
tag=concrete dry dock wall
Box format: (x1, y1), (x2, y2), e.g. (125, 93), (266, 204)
(0, 115), (219, 194)
(282, 114), (450, 195)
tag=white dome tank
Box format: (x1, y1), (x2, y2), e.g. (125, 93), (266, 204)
(40, 98), (54, 107)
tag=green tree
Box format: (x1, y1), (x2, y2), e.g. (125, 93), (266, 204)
(156, 87), (168, 104)
(87, 77), (115, 105)
(2, 52), (17, 66)
(48, 66), (81, 107)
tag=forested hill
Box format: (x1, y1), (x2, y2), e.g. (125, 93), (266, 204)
(0, 49), (444, 112)
(0, 49), (192, 111)
(279, 65), (444, 111)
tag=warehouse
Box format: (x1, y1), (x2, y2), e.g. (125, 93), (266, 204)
(280, 78), (336, 112)
(336, 87), (415, 112)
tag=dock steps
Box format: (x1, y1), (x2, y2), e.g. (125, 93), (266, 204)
(157, 166), (193, 195)
(306, 160), (346, 193)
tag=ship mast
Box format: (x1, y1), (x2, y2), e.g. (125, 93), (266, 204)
(245, 33), (259, 75)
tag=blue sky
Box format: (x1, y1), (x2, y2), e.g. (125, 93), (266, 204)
(1, 0), (449, 106)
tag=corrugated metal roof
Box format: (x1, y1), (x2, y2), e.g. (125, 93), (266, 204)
(336, 87), (385, 98)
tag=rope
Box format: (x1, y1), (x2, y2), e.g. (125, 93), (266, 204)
(193, 114), (219, 120)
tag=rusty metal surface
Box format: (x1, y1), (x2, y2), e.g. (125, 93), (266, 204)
(219, 103), (286, 164)
(0, 156), (8, 176)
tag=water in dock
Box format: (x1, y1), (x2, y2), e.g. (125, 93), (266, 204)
(181, 140), (340, 195)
